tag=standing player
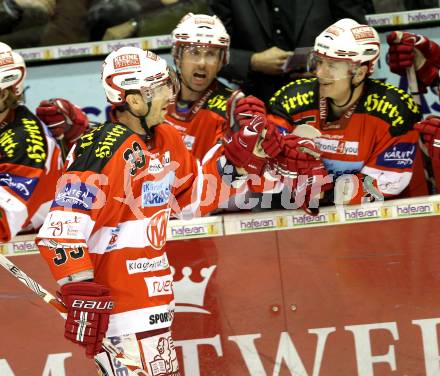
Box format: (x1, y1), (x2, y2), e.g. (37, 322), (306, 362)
(265, 19), (421, 204)
(0, 42), (62, 242)
(167, 12), (326, 210)
(387, 31), (440, 161)
(35, 46), (293, 375)
(166, 12), (238, 160)
(0, 42), (90, 242)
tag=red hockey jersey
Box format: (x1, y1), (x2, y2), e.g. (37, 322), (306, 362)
(165, 80), (234, 160)
(267, 78), (421, 202)
(36, 122), (239, 337)
(0, 105), (62, 242)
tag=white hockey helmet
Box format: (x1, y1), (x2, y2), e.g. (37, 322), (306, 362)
(0, 42), (26, 97)
(102, 46), (179, 105)
(313, 18), (380, 75)
(172, 13), (230, 65)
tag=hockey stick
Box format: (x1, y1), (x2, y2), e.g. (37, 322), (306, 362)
(0, 253), (147, 375)
(406, 66), (438, 194)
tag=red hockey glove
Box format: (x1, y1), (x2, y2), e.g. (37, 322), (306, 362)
(224, 114), (268, 175)
(415, 115), (440, 160)
(270, 135), (331, 214)
(234, 95), (267, 120)
(226, 95), (284, 158)
(59, 282), (114, 358)
(36, 99), (89, 148)
(271, 135), (322, 176)
(387, 31), (440, 88)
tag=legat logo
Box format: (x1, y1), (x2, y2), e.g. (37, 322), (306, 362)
(113, 54), (140, 69)
(147, 208), (170, 250)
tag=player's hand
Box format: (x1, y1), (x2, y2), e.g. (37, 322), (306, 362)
(36, 98), (89, 148)
(233, 95), (267, 121)
(227, 95), (285, 158)
(270, 135), (331, 214)
(59, 282), (114, 358)
(415, 115), (440, 160)
(224, 114), (268, 175)
(271, 135), (322, 175)
(387, 31), (440, 87)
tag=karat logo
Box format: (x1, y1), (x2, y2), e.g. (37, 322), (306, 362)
(377, 143), (416, 168)
(147, 208), (170, 250)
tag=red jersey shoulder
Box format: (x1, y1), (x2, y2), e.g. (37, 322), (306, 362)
(154, 123), (188, 154)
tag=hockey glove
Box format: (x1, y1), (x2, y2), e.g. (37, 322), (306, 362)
(387, 31), (440, 88)
(269, 135), (331, 214)
(59, 281), (114, 358)
(415, 115), (440, 160)
(227, 95), (285, 157)
(37, 98), (89, 149)
(224, 114), (268, 175)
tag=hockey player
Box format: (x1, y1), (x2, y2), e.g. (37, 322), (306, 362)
(264, 18), (421, 204)
(387, 31), (440, 161)
(35, 46), (304, 374)
(166, 12), (237, 160)
(167, 13), (328, 211)
(0, 42), (90, 243)
(0, 42), (63, 242)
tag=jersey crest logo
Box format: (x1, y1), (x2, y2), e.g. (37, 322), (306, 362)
(147, 208), (170, 250)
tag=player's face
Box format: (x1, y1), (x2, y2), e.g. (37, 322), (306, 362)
(314, 56), (354, 102)
(178, 45), (223, 93)
(146, 83), (174, 126)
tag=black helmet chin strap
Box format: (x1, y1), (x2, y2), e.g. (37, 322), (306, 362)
(330, 73), (365, 109)
(126, 102), (155, 141)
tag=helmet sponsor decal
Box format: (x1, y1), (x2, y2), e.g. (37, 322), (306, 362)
(113, 54), (141, 69)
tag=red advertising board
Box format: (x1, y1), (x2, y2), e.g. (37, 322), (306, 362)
(1, 214), (440, 375)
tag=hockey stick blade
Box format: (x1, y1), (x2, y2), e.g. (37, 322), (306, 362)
(0, 253), (147, 375)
